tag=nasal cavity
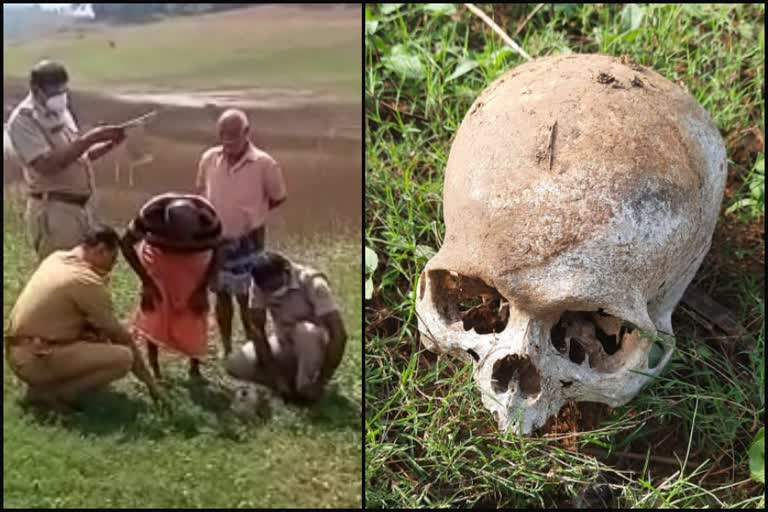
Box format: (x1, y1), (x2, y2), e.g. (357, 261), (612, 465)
(491, 354), (541, 396)
(427, 270), (509, 334)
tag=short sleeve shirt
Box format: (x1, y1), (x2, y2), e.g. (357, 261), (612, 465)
(249, 263), (339, 335)
(196, 143), (286, 239)
(6, 250), (124, 342)
(6, 93), (93, 196)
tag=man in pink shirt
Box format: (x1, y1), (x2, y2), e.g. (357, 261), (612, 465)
(196, 109), (287, 359)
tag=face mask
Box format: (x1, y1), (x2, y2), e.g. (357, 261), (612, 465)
(45, 93), (68, 114)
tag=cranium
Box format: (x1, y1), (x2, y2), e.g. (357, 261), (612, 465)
(415, 54), (727, 434)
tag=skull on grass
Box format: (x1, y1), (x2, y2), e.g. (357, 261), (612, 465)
(415, 54), (727, 434)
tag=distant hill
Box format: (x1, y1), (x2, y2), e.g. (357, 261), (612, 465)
(4, 5), (361, 99)
(74, 4), (358, 24)
(3, 5), (75, 42)
(4, 4), (358, 41)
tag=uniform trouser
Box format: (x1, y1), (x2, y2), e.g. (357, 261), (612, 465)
(25, 197), (93, 261)
(6, 338), (134, 403)
(225, 321), (329, 398)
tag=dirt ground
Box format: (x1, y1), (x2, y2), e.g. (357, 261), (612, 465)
(3, 78), (362, 239)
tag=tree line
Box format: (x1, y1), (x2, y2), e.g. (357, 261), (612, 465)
(73, 4), (253, 23)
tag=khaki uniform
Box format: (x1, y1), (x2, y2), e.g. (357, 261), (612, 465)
(226, 263), (339, 393)
(5, 250), (134, 403)
(6, 94), (95, 259)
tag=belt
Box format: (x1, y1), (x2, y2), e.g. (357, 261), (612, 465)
(29, 191), (90, 207)
(4, 335), (79, 347)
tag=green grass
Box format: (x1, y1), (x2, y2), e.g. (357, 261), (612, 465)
(3, 198), (362, 508)
(3, 6), (361, 97)
(365, 3), (764, 508)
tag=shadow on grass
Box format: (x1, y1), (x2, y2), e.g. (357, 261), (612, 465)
(19, 389), (152, 436)
(303, 387), (361, 432)
(15, 380), (236, 442)
(183, 377), (233, 416)
(16, 375), (360, 442)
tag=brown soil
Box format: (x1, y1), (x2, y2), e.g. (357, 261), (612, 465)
(3, 78), (361, 239)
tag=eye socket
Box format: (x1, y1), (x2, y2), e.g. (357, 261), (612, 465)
(427, 269), (509, 334)
(550, 310), (641, 373)
(550, 322), (567, 352)
(568, 338), (586, 364)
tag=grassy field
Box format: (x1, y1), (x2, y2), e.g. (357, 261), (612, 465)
(3, 5), (361, 97)
(3, 199), (362, 508)
(365, 3), (764, 508)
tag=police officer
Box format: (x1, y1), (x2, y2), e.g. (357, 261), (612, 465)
(225, 251), (348, 402)
(6, 60), (126, 260)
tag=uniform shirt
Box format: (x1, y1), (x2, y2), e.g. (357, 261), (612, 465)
(6, 93), (93, 197)
(196, 142), (286, 239)
(6, 250), (124, 342)
(249, 263), (339, 338)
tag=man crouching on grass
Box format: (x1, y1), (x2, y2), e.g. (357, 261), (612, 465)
(4, 225), (160, 412)
(224, 251), (347, 403)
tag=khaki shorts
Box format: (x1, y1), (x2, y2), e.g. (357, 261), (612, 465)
(26, 197), (94, 260)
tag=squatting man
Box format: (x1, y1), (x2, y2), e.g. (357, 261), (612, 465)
(4, 61), (348, 411)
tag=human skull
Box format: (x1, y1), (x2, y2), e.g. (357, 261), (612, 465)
(415, 54), (727, 434)
(231, 384), (270, 418)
